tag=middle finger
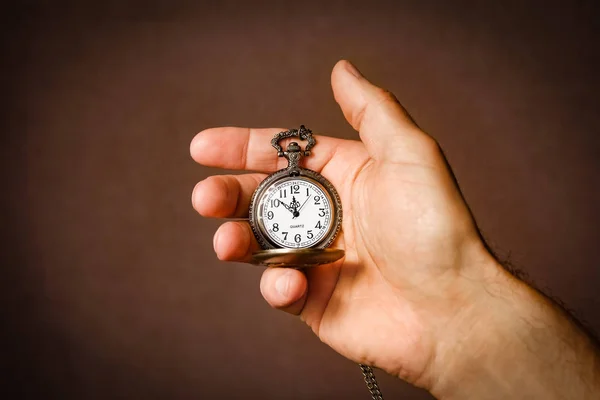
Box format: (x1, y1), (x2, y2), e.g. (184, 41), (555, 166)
(192, 173), (265, 218)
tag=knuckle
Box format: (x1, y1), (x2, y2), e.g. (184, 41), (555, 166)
(374, 87), (399, 106)
(351, 105), (368, 131)
(419, 134), (443, 158)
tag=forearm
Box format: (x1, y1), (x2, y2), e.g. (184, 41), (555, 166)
(431, 259), (600, 400)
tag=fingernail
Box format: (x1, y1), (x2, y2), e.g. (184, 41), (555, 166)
(344, 61), (363, 78)
(275, 271), (292, 297)
(213, 229), (221, 253)
(192, 181), (202, 209)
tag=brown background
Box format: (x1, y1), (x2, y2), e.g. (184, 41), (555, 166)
(3, 1), (599, 399)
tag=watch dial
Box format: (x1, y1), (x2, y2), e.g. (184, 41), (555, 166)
(259, 178), (333, 248)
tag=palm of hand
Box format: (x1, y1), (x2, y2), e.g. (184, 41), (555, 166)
(300, 140), (480, 384)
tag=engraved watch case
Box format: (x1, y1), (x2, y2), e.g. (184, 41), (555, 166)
(248, 126), (344, 268)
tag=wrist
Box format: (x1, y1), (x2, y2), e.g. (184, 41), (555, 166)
(427, 255), (525, 398)
(427, 252), (600, 400)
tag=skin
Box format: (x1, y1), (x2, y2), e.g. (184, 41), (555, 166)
(191, 60), (600, 399)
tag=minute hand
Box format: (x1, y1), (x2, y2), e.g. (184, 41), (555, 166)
(296, 195), (312, 215)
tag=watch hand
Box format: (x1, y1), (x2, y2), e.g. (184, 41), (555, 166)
(290, 196), (301, 218)
(297, 195), (311, 215)
(279, 200), (295, 215)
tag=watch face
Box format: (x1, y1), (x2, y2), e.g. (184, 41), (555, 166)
(257, 177), (333, 249)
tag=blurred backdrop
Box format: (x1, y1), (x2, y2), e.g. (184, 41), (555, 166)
(2, 1), (599, 399)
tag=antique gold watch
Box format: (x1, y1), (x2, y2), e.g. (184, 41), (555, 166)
(248, 126), (384, 400)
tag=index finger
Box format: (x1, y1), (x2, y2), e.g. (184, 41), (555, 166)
(190, 127), (352, 173)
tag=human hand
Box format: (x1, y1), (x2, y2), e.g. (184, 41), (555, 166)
(191, 61), (600, 398)
(190, 59), (493, 388)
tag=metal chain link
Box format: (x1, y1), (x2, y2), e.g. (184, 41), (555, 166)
(359, 364), (384, 400)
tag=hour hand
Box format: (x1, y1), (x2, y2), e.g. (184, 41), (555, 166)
(290, 196), (301, 218)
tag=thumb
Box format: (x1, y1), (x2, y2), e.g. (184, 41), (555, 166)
(331, 60), (435, 161)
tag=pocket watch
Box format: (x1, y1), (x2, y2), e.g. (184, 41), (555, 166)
(249, 125), (344, 268)
(247, 126), (384, 399)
